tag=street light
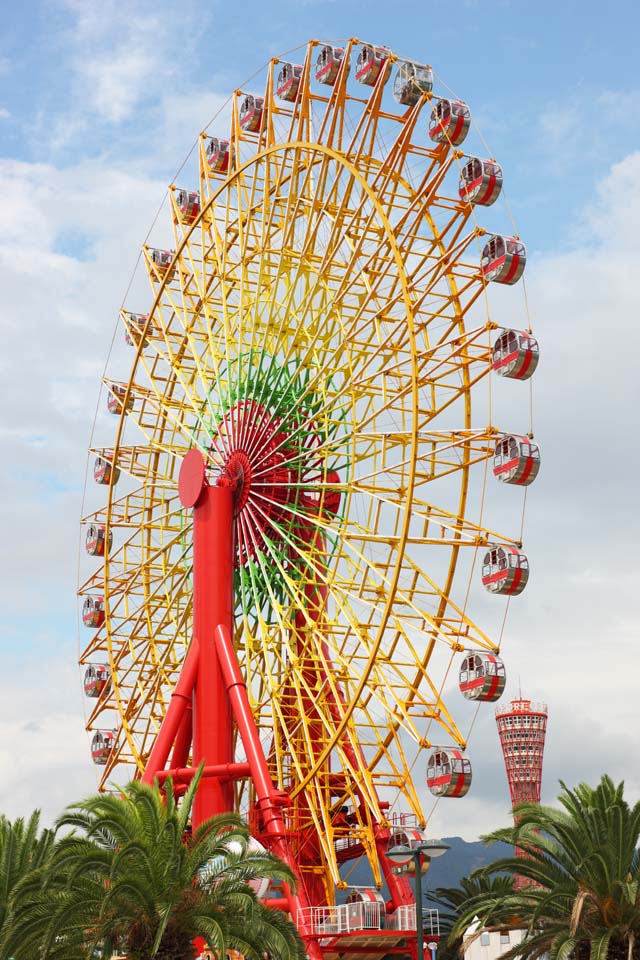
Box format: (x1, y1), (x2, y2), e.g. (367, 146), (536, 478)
(386, 840), (450, 960)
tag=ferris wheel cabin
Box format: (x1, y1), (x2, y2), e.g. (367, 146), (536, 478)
(205, 137), (230, 174)
(481, 235), (526, 285)
(148, 248), (175, 282)
(85, 524), (112, 558)
(276, 62), (303, 102)
(83, 664), (110, 699)
(429, 99), (471, 146)
(458, 653), (506, 702)
(355, 45), (392, 87)
(82, 595), (105, 629)
(482, 545), (529, 595)
(94, 455), (120, 486)
(393, 61), (433, 106)
(492, 329), (540, 380)
(107, 384), (134, 415)
(426, 749), (472, 798)
(239, 94), (264, 133)
(493, 435), (540, 486)
(123, 313), (149, 348)
(387, 826), (431, 874)
(176, 189), (200, 224)
(344, 889), (385, 929)
(459, 158), (503, 206)
(315, 45), (345, 85)
(91, 730), (115, 765)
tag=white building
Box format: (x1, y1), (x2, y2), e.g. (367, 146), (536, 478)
(463, 918), (527, 960)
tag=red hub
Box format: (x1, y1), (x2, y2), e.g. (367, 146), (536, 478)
(214, 399), (313, 565)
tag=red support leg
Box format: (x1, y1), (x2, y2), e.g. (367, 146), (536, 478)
(142, 638), (200, 784)
(170, 706), (193, 770)
(191, 479), (235, 827)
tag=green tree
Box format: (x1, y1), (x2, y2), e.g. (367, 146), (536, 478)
(427, 872), (515, 960)
(0, 810), (56, 951)
(449, 776), (640, 960)
(4, 773), (306, 960)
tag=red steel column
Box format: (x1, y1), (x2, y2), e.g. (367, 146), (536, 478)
(192, 479), (235, 826)
(179, 449), (235, 827)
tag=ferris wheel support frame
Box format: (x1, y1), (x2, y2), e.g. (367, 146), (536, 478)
(141, 451), (321, 956)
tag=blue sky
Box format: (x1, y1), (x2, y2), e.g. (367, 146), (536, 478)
(1, 0), (639, 838)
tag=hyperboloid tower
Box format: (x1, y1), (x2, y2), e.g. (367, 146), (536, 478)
(495, 697), (548, 887)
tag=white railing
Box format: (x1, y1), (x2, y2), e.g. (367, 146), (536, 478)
(298, 903), (440, 937)
(335, 835), (364, 852)
(389, 905), (440, 935)
(390, 811), (420, 829)
(299, 901), (384, 935)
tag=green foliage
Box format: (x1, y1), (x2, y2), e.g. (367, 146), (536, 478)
(0, 810), (56, 951)
(427, 872), (515, 960)
(3, 771), (306, 960)
(448, 775), (640, 960)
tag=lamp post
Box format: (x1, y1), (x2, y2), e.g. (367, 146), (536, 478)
(386, 840), (450, 960)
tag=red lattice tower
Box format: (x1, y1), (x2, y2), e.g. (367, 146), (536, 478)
(495, 697), (548, 888)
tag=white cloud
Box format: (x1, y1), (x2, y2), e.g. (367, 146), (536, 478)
(426, 151), (640, 839)
(0, 657), (97, 824)
(49, 0), (213, 136)
(1, 48), (640, 844)
(0, 155), (166, 614)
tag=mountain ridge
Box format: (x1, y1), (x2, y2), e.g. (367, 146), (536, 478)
(340, 836), (513, 897)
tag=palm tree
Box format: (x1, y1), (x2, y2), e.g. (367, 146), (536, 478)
(427, 872), (515, 960)
(449, 775), (640, 960)
(4, 773), (306, 960)
(0, 810), (56, 955)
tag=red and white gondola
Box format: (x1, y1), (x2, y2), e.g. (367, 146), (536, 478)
(458, 652), (506, 702)
(492, 329), (539, 380)
(493, 435), (540, 486)
(315, 45), (345, 86)
(176, 189), (200, 224)
(387, 826), (431, 873)
(239, 94), (264, 133)
(124, 313), (149, 348)
(82, 595), (105, 629)
(148, 248), (175, 282)
(94, 455), (120, 486)
(83, 664), (110, 698)
(429, 99), (471, 146)
(107, 384), (134, 415)
(276, 62), (303, 102)
(481, 544), (529, 596)
(459, 158), (503, 206)
(426, 749), (472, 798)
(91, 729), (115, 765)
(393, 61), (433, 106)
(85, 524), (112, 558)
(205, 137), (230, 174)
(481, 235), (526, 285)
(345, 889), (385, 929)
(355, 45), (392, 87)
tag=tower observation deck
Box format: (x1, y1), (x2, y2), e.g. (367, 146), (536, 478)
(495, 697), (547, 805)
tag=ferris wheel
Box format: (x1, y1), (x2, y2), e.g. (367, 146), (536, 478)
(79, 37), (539, 949)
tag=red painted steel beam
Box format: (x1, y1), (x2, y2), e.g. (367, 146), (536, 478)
(176, 449), (236, 825)
(142, 638), (200, 784)
(155, 762), (251, 784)
(190, 473), (235, 826)
(169, 704), (193, 771)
